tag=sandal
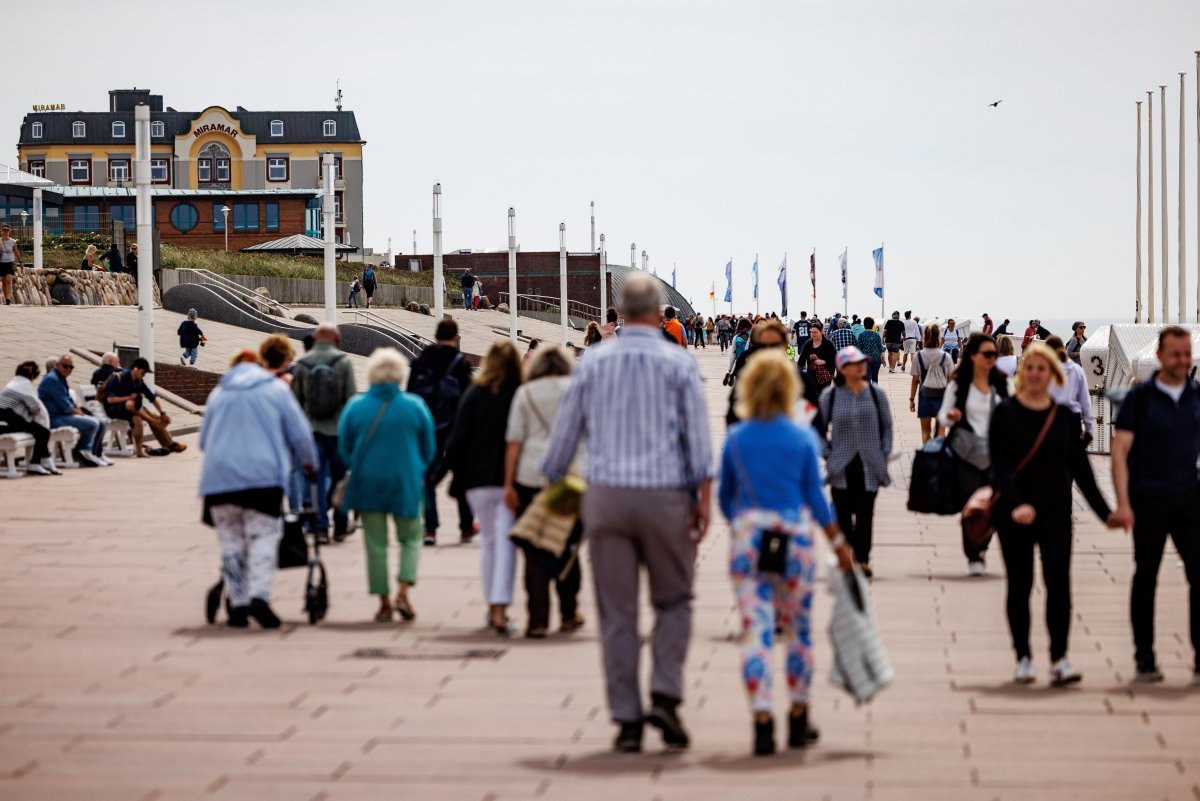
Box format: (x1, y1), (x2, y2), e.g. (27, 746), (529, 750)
(374, 605), (393, 622)
(395, 596), (415, 621)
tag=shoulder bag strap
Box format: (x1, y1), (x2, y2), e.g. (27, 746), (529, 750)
(526, 394), (552, 435)
(1012, 404), (1057, 478)
(351, 400), (391, 474)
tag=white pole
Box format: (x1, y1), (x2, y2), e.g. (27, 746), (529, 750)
(412, 228), (417, 256)
(134, 105), (154, 380)
(642, 250), (647, 272)
(1136, 100), (1143, 323)
(322, 153), (336, 323)
(599, 233), (607, 316)
(32, 188), (42, 270)
(508, 207), (517, 343)
(433, 183), (444, 321)
(590, 201), (595, 252)
(1180, 73), (1188, 324)
(756, 251), (760, 316)
(559, 222), (568, 344)
(1196, 51), (1200, 323)
(1148, 90), (1156, 324)
(1161, 84), (1168, 324)
(631, 242), (636, 271)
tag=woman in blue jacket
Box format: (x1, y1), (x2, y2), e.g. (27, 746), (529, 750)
(339, 348), (436, 622)
(719, 349), (853, 757)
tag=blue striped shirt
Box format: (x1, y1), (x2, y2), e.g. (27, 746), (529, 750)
(542, 326), (715, 489)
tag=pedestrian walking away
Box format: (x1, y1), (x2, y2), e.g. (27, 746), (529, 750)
(720, 348), (854, 756)
(856, 317), (885, 383)
(901, 311), (921, 370)
(338, 348), (436, 623)
(362, 265), (377, 309)
(818, 346), (892, 578)
(460, 269), (477, 311)
(543, 271), (714, 754)
(1110, 326), (1200, 684)
(883, 311), (905, 373)
(987, 343), (1116, 686)
(347, 277), (361, 308)
(909, 322), (950, 444)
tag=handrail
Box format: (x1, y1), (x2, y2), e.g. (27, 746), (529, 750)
(175, 268), (291, 317)
(497, 292), (600, 322)
(348, 310), (432, 360)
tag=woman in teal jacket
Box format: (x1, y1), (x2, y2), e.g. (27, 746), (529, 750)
(338, 348), (436, 622)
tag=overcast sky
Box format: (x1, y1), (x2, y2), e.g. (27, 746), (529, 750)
(9, 0), (1200, 321)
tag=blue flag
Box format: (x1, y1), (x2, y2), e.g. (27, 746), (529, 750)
(723, 260), (732, 303)
(872, 246), (884, 299)
(752, 259), (758, 300)
(776, 256), (787, 318)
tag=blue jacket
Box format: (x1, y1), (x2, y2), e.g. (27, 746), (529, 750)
(338, 383), (436, 518)
(719, 414), (834, 526)
(199, 363), (316, 497)
(37, 368), (76, 420)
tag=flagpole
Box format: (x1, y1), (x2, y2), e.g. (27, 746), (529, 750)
(1136, 100), (1143, 324)
(843, 246), (848, 317)
(811, 247), (816, 316)
(729, 256), (733, 315)
(1161, 84), (1168, 324)
(1179, 73), (1187, 324)
(880, 241), (885, 322)
(755, 252), (760, 316)
(1148, 90), (1156, 324)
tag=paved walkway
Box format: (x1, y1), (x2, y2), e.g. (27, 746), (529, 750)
(1, 338), (1197, 801)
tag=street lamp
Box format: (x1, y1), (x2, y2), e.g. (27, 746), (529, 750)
(19, 210), (28, 235)
(220, 205), (231, 251)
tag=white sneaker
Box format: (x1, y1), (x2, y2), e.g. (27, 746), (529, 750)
(96, 455), (113, 467)
(967, 561), (986, 577)
(78, 451), (103, 467)
(1014, 657), (1036, 684)
(1050, 658), (1082, 687)
(39, 458), (62, 475)
(26, 463), (52, 476)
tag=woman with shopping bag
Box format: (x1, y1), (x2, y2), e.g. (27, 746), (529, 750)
(719, 349), (854, 757)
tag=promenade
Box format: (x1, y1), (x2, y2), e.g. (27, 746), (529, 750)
(1, 335), (1198, 801)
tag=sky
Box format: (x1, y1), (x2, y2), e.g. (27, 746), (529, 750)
(8, 0), (1200, 323)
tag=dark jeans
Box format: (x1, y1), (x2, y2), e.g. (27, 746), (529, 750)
(515, 483), (582, 630)
(944, 347), (960, 364)
(997, 513), (1073, 661)
(1131, 493), (1200, 670)
(313, 432), (348, 534)
(831, 456), (877, 565)
(423, 472), (474, 536)
(866, 355), (882, 382)
(0, 409), (50, 462)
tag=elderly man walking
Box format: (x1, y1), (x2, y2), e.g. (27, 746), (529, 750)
(543, 272), (714, 754)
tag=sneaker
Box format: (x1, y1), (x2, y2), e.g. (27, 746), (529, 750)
(1050, 658), (1082, 687)
(613, 720), (644, 753)
(423, 533), (437, 547)
(753, 718), (776, 757)
(646, 693), (690, 750)
(967, 561), (986, 577)
(25, 463), (52, 476)
(78, 451), (104, 467)
(860, 563), (874, 580)
(96, 455), (113, 467)
(1134, 666), (1164, 683)
(1013, 657), (1036, 684)
(39, 459), (62, 476)
(180, 355), (186, 365)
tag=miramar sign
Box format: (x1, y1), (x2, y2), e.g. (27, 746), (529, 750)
(31, 104), (66, 111)
(191, 123), (239, 139)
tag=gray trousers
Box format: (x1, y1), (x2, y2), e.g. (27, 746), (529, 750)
(583, 486), (696, 723)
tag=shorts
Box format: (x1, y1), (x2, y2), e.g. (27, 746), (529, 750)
(916, 394), (942, 419)
(0, 262), (14, 277)
(886, 342), (901, 352)
(902, 339), (918, 354)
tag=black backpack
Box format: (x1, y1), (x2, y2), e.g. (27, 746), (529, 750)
(303, 355), (346, 420)
(411, 353), (465, 434)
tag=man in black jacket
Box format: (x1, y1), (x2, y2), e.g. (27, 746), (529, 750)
(460, 270), (476, 312)
(408, 319), (476, 545)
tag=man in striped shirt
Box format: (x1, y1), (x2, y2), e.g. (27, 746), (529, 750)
(543, 272), (714, 754)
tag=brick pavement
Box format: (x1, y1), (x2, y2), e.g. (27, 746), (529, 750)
(1, 336), (1198, 801)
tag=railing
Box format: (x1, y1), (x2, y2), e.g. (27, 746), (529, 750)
(347, 310), (433, 361)
(496, 293), (601, 323)
(174, 268), (291, 317)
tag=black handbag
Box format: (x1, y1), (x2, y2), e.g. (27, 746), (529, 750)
(730, 439), (790, 574)
(907, 439), (961, 515)
(277, 514), (309, 569)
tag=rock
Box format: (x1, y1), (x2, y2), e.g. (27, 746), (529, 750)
(9, 267), (156, 308)
(407, 302), (420, 313)
(496, 303), (510, 314)
(419, 303), (430, 316)
(50, 280), (81, 305)
(293, 312), (320, 325)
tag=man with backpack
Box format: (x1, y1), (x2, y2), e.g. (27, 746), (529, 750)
(362, 265), (377, 309)
(292, 323), (357, 543)
(408, 319), (476, 546)
(461, 270), (476, 312)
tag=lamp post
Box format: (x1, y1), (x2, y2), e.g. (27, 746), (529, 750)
(220, 206), (231, 252)
(433, 183), (444, 321)
(590, 201), (595, 252)
(322, 153), (336, 322)
(508, 207), (517, 342)
(599, 233), (607, 318)
(32, 189), (42, 270)
(631, 242), (636, 271)
(559, 222), (568, 343)
(19, 209), (28, 235)
(642, 250), (647, 273)
(134, 104), (154, 385)
(1148, 90), (1155, 324)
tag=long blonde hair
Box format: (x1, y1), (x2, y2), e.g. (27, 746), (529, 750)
(475, 340), (523, 394)
(1015, 343), (1065, 394)
(734, 349), (797, 421)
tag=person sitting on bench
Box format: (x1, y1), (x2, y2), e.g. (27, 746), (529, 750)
(102, 357), (187, 458)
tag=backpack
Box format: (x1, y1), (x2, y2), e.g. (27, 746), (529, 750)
(917, 352), (950, 399)
(410, 353), (465, 433)
(303, 355), (346, 420)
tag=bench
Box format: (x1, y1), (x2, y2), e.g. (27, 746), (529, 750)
(106, 419), (136, 457)
(49, 426), (81, 468)
(0, 432), (35, 479)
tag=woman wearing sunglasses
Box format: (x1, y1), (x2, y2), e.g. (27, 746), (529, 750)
(938, 334), (1008, 577)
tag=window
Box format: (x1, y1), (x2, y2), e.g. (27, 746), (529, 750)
(267, 157), (288, 182)
(110, 205), (135, 232)
(28, 160), (45, 178)
(170, 203), (198, 232)
(70, 158), (91, 184)
(197, 159), (211, 183)
(318, 156), (343, 183)
(197, 142), (231, 186)
(150, 120), (164, 138)
(30, 122), (42, 139)
(73, 205), (99, 232)
(108, 159), (130, 184)
(322, 119), (336, 137)
(216, 159), (230, 183)
(270, 119), (283, 137)
(233, 203), (258, 231)
(334, 194), (343, 223)
(265, 202), (279, 232)
(212, 204), (227, 231)
(150, 158), (170, 183)
(112, 121), (125, 138)
(72, 121), (86, 138)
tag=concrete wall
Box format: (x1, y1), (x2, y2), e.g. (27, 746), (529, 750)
(160, 268), (439, 307)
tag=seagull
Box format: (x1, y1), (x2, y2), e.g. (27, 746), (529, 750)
(988, 100), (1003, 108)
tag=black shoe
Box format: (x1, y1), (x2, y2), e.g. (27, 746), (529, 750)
(227, 605), (249, 628)
(205, 581), (224, 625)
(315, 531), (331, 545)
(788, 709), (820, 749)
(613, 720), (644, 753)
(646, 693), (690, 750)
(332, 528), (351, 543)
(248, 598), (281, 629)
(423, 533), (437, 547)
(753, 718), (776, 756)
(1134, 661), (1164, 683)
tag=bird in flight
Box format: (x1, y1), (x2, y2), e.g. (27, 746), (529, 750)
(988, 100), (1003, 108)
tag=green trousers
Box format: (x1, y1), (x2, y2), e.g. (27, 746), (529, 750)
(361, 511), (424, 595)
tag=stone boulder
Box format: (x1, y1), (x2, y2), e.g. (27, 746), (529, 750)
(418, 303), (430, 316)
(496, 303), (510, 314)
(407, 302), (421, 313)
(293, 312), (320, 325)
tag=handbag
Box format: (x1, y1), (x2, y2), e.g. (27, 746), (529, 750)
(509, 479), (582, 559)
(907, 438), (961, 515)
(962, 404), (1058, 544)
(331, 400), (390, 513)
(946, 391), (999, 472)
(729, 437), (789, 574)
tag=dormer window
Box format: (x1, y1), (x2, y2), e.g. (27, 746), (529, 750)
(151, 120), (164, 138)
(72, 121), (86, 138)
(270, 119), (283, 137)
(322, 119), (336, 137)
(112, 121), (125, 138)
(30, 122), (42, 139)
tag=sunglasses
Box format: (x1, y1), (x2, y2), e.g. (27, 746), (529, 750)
(978, 351), (998, 359)
(61, 364), (75, 370)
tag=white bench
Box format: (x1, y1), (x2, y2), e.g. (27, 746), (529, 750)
(49, 426), (81, 468)
(106, 419), (136, 457)
(0, 432), (35, 479)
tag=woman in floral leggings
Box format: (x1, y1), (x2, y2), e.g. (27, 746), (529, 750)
(719, 349), (854, 756)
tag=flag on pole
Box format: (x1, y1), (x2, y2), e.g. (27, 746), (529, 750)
(840, 248), (848, 300)
(752, 258), (759, 300)
(776, 255), (788, 318)
(872, 246), (884, 299)
(809, 250), (816, 299)
(723, 260), (732, 303)
(671, 265), (676, 289)
(708, 283), (715, 301)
